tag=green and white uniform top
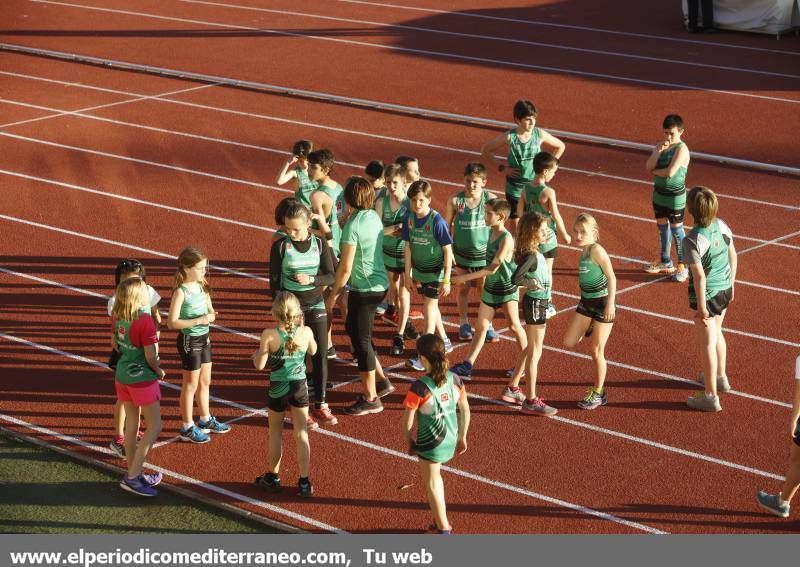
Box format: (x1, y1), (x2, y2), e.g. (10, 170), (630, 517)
(481, 230), (519, 305)
(523, 182), (558, 254)
(280, 236), (321, 295)
(404, 372), (463, 464)
(452, 190), (490, 268)
(311, 182), (345, 256)
(506, 127), (541, 199)
(522, 251), (551, 301)
(653, 142), (687, 210)
(404, 210), (451, 284)
(341, 209), (389, 293)
(294, 167), (318, 209)
(380, 193), (409, 271)
(178, 283), (209, 337)
(578, 244), (608, 299)
(114, 313), (159, 385)
(267, 328), (307, 382)
(685, 218), (733, 303)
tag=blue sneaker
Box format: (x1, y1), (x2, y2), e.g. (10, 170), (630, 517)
(406, 357), (425, 371)
(485, 327), (499, 343)
(450, 361), (473, 381)
(179, 424), (210, 444)
(375, 301), (388, 315)
(120, 474), (158, 497)
(141, 471), (163, 487)
(458, 323), (473, 341)
(198, 416), (231, 434)
(757, 491), (790, 518)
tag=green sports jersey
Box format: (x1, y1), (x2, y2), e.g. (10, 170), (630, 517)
(578, 244), (608, 299)
(280, 235), (320, 294)
(415, 373), (459, 464)
(481, 230), (519, 305)
(341, 209), (389, 293)
(294, 167), (317, 208)
(524, 182), (558, 254)
(178, 284), (209, 336)
(267, 328), (307, 384)
(505, 127), (541, 199)
(311, 182), (344, 255)
(686, 218), (733, 303)
(115, 315), (158, 385)
(524, 251), (551, 300)
(653, 142), (687, 210)
(380, 194), (408, 270)
(408, 211), (445, 284)
(452, 190), (490, 268)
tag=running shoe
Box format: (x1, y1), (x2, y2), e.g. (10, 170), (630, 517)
(109, 439), (125, 458)
(375, 302), (388, 315)
(686, 392), (721, 412)
(458, 323), (473, 342)
(179, 424), (210, 444)
(403, 321), (420, 340)
(577, 388), (608, 410)
(120, 474), (158, 497)
(198, 416), (231, 434)
(521, 397), (558, 416)
(672, 263), (689, 282)
(141, 471), (163, 487)
(485, 327), (500, 343)
(390, 334), (405, 356)
(382, 309), (399, 325)
(326, 346), (337, 360)
(717, 375), (731, 393)
(450, 361), (473, 380)
(426, 523), (453, 534)
(255, 472), (281, 493)
(500, 386), (525, 405)
(344, 396), (383, 416)
(756, 491), (790, 518)
(644, 260), (676, 274)
(545, 303), (557, 320)
(376, 377), (396, 398)
(443, 336), (454, 353)
(311, 404), (338, 426)
(298, 478), (314, 498)
(406, 357), (425, 371)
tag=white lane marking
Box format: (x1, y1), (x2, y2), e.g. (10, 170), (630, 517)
(26, 0), (800, 104)
(739, 229), (800, 255)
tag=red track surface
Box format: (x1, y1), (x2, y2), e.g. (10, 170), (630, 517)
(1, 0), (799, 533)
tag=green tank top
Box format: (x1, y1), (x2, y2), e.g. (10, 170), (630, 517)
(294, 167), (317, 208)
(115, 315), (158, 385)
(578, 244), (608, 299)
(381, 193), (408, 270)
(524, 183), (558, 253)
(653, 142), (687, 209)
(687, 219), (733, 304)
(524, 251), (551, 300)
(267, 328), (307, 384)
(178, 284), (209, 336)
(280, 236), (320, 294)
(506, 127), (541, 199)
(311, 182), (344, 256)
(452, 191), (490, 268)
(481, 231), (519, 305)
(415, 373), (458, 464)
(408, 211), (445, 284)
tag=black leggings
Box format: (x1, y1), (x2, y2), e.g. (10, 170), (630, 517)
(302, 305), (328, 407)
(345, 290), (386, 372)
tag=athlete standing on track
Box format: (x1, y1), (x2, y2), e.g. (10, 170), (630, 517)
(275, 140), (316, 208)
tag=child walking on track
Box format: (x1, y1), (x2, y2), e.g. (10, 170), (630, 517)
(403, 181), (454, 371)
(518, 151), (571, 318)
(107, 258), (162, 458)
(275, 140), (316, 208)
(645, 114), (691, 282)
(402, 334), (470, 534)
(684, 186), (737, 412)
(563, 214), (617, 410)
(113, 277), (165, 497)
(449, 199), (527, 384)
(168, 247), (230, 444)
(507, 212), (558, 416)
(757, 355), (800, 518)
(445, 162), (500, 343)
(269, 199), (337, 426)
(253, 291), (316, 498)
(481, 100), (565, 228)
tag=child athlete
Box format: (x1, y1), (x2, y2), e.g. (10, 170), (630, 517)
(167, 247), (230, 443)
(112, 277), (165, 497)
(253, 291), (316, 498)
(276, 140), (316, 208)
(563, 214), (617, 410)
(402, 334), (470, 534)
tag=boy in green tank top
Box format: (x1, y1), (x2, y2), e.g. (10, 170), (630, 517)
(481, 100), (565, 229)
(645, 114), (691, 282)
(445, 162), (501, 343)
(275, 140), (316, 208)
(449, 200), (528, 382)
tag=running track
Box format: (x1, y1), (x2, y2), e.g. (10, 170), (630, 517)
(1, 0), (799, 533)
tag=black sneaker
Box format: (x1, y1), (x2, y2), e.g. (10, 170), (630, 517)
(255, 472), (281, 492)
(390, 334), (405, 356)
(326, 346), (337, 360)
(344, 396), (383, 416)
(376, 377), (395, 398)
(298, 479), (313, 498)
(403, 321), (420, 340)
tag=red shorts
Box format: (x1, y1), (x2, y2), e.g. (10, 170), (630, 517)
(115, 380), (161, 407)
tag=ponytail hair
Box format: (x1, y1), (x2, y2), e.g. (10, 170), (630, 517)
(416, 334), (449, 388)
(174, 247), (211, 294)
(272, 291), (302, 355)
(574, 213), (600, 242)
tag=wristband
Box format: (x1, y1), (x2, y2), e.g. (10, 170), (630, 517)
(441, 279), (450, 284)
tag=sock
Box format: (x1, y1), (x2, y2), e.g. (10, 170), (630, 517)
(705, 392), (716, 399)
(658, 223), (672, 264)
(671, 224), (686, 264)
(200, 415), (211, 423)
(182, 422), (194, 431)
(510, 386), (520, 392)
(115, 435), (124, 444)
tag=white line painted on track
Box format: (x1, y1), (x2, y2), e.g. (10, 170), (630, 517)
(27, 0), (800, 105)
(739, 229), (800, 255)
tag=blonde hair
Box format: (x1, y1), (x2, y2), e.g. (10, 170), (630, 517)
(272, 291), (302, 355)
(174, 247), (211, 293)
(112, 277), (148, 322)
(574, 213), (600, 242)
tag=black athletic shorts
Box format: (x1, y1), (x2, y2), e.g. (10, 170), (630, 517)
(542, 247), (557, 260)
(576, 296), (614, 324)
(690, 288), (732, 317)
(267, 380), (309, 412)
(522, 295), (548, 326)
(505, 193), (520, 219)
(177, 332), (212, 371)
(386, 265), (405, 274)
(417, 281), (441, 299)
(652, 202), (685, 225)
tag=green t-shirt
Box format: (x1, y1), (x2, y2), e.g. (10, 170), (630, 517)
(414, 373), (459, 464)
(114, 314), (158, 385)
(178, 284), (209, 336)
(407, 211), (446, 284)
(341, 209), (389, 293)
(505, 127), (541, 199)
(685, 218), (733, 303)
(452, 190), (490, 268)
(653, 142), (687, 210)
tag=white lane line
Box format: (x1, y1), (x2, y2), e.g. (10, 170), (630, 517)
(0, 332), (665, 534)
(0, 410), (341, 532)
(0, 82), (217, 129)
(334, 0), (800, 57)
(740, 229), (800, 255)
(181, 0), (800, 80)
(26, 0), (800, 105)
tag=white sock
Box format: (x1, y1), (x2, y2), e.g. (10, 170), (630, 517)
(182, 422), (194, 430)
(200, 415), (211, 422)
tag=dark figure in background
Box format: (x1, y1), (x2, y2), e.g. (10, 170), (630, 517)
(687, 0), (717, 33)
